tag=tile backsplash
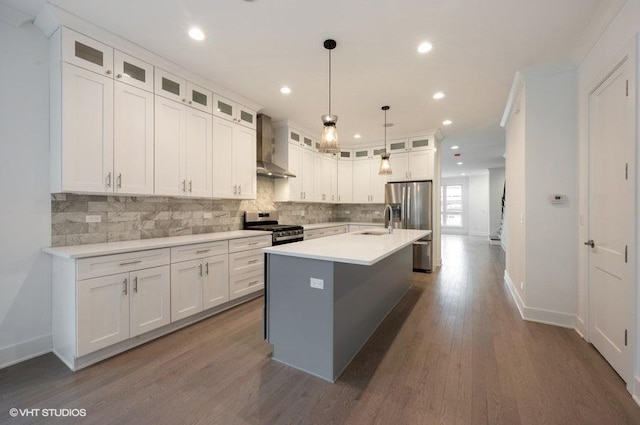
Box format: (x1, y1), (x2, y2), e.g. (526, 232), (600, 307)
(51, 177), (373, 247)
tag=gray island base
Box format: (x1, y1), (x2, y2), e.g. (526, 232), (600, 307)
(265, 229), (429, 382)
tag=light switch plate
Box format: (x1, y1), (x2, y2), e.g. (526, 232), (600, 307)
(310, 278), (324, 290)
(85, 215), (101, 223)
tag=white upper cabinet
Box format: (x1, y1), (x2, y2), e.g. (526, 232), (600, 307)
(408, 149), (434, 180)
(212, 117), (257, 199)
(155, 96), (213, 197)
(387, 152), (410, 182)
(61, 28), (113, 77)
(114, 50), (153, 92)
(186, 82), (213, 114)
(409, 135), (432, 151)
(60, 62), (114, 193)
(213, 94), (256, 129)
(155, 68), (187, 104)
(337, 158), (353, 203)
(114, 82), (154, 195)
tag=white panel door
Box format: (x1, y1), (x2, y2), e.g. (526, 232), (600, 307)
(352, 160), (371, 203)
(337, 160), (353, 203)
(388, 152), (409, 182)
(129, 266), (171, 338)
(287, 144), (303, 201)
(77, 272), (129, 356)
(170, 259), (204, 321)
(203, 255), (230, 310)
(409, 150), (434, 180)
(301, 148), (315, 201)
(114, 82), (154, 195)
(370, 160), (387, 203)
(588, 58), (634, 382)
(234, 124), (257, 199)
(154, 96), (185, 196)
(62, 63), (113, 193)
(212, 117), (235, 197)
(185, 108), (213, 197)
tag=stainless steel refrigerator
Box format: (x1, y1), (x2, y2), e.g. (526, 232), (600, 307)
(385, 180), (433, 272)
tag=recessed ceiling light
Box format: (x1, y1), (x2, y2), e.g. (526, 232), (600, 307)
(457, 162), (463, 165)
(188, 27), (205, 41)
(451, 145), (459, 150)
(443, 119), (453, 126)
(417, 41), (433, 53)
(462, 173), (466, 176)
(433, 92), (445, 100)
(354, 134), (362, 139)
(280, 86), (292, 95)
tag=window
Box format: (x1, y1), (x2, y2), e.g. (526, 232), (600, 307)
(441, 184), (463, 227)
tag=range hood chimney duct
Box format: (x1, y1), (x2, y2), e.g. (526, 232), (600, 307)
(256, 114), (296, 178)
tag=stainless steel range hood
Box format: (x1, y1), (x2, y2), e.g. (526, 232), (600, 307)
(256, 114), (296, 178)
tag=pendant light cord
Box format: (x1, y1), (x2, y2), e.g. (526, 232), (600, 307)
(328, 49), (332, 116)
(384, 108), (387, 153)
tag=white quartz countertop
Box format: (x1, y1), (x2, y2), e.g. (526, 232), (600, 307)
(302, 222), (384, 230)
(44, 230), (271, 259)
(264, 229), (430, 266)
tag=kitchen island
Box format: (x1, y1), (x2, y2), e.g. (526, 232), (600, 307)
(264, 228), (430, 382)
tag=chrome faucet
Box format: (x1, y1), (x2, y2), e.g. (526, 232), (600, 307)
(383, 204), (393, 234)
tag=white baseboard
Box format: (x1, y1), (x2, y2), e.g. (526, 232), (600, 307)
(469, 232), (489, 237)
(503, 271), (577, 329)
(0, 334), (52, 369)
(633, 376), (640, 408)
(574, 316), (586, 339)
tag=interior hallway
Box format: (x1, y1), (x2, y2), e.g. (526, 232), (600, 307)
(1, 235), (639, 424)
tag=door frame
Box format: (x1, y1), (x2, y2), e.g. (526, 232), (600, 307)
(582, 35), (637, 392)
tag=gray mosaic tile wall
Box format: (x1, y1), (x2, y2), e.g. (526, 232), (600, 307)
(333, 203), (386, 224)
(51, 177), (338, 247)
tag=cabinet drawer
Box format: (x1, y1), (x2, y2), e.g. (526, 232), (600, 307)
(77, 249), (170, 281)
(229, 235), (271, 253)
(230, 270), (264, 300)
(170, 241), (228, 263)
(229, 249), (263, 276)
(325, 226), (347, 236)
(304, 229), (327, 240)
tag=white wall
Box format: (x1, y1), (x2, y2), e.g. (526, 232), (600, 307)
(488, 167), (505, 238)
(0, 20), (52, 367)
(467, 173), (489, 237)
(524, 66), (578, 316)
(575, 0), (640, 396)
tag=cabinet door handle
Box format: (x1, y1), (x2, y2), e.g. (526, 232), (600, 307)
(133, 276), (138, 293)
(182, 180), (186, 192)
(119, 260), (142, 266)
(199, 264), (203, 277)
(248, 242), (259, 246)
(117, 173), (122, 189)
(123, 278), (128, 295)
(106, 69), (112, 75)
(189, 180), (193, 193)
(205, 263), (209, 275)
(248, 280), (260, 286)
(182, 98), (187, 103)
(300, 192), (303, 199)
(188, 101), (192, 105)
(238, 185), (242, 195)
(248, 259), (259, 264)
(106, 172), (112, 188)
(234, 185), (237, 195)
(116, 73), (122, 79)
(195, 249), (211, 254)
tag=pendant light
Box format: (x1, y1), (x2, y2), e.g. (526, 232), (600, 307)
(378, 105), (392, 175)
(319, 39), (340, 154)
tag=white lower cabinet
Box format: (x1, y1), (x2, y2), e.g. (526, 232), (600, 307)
(50, 233), (270, 371)
(77, 263), (170, 356)
(304, 225), (348, 240)
(171, 254), (229, 321)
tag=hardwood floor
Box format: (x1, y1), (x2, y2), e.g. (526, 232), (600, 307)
(2, 235), (640, 424)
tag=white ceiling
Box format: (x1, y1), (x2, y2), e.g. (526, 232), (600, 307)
(6, 0), (609, 176)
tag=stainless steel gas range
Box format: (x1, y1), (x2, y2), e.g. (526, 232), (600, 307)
(243, 211), (304, 245)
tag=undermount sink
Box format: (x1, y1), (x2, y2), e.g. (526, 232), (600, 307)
(357, 229), (388, 236)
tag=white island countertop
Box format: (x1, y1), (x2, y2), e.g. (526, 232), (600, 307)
(44, 230), (271, 259)
(264, 228), (430, 266)
(302, 222), (384, 230)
